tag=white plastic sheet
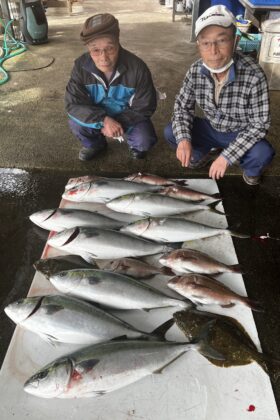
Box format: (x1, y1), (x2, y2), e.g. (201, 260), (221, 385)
(0, 178), (278, 419)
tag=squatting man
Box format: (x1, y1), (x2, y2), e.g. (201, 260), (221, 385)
(65, 13), (157, 161)
(164, 5), (275, 185)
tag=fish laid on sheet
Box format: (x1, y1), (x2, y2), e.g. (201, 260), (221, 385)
(4, 295), (175, 345)
(62, 179), (162, 204)
(33, 255), (95, 278)
(124, 172), (187, 186)
(29, 208), (124, 232)
(95, 257), (174, 279)
(121, 217), (248, 243)
(47, 227), (177, 261)
(160, 185), (220, 202)
(65, 175), (112, 191)
(168, 274), (262, 311)
(106, 193), (223, 217)
(50, 269), (192, 310)
(24, 326), (224, 399)
(173, 309), (269, 373)
(159, 249), (242, 274)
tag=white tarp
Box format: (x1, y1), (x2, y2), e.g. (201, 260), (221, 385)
(0, 178), (278, 419)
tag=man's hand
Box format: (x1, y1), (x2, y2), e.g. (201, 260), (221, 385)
(209, 155), (229, 180)
(101, 116), (124, 138)
(176, 140), (192, 167)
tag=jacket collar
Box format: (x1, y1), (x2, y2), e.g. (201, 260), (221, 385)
(200, 53), (238, 84)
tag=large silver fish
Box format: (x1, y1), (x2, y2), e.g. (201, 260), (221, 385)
(65, 175), (106, 191)
(124, 172), (187, 186)
(24, 328), (224, 399)
(4, 294), (172, 344)
(159, 249), (242, 274)
(29, 208), (124, 232)
(106, 193), (223, 217)
(47, 227), (176, 262)
(160, 185), (220, 202)
(168, 274), (262, 311)
(95, 257), (174, 279)
(121, 217), (247, 243)
(62, 179), (161, 203)
(50, 269), (191, 310)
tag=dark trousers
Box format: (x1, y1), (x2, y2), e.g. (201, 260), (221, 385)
(164, 117), (275, 176)
(69, 119), (158, 152)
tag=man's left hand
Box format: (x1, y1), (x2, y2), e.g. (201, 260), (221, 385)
(209, 155), (229, 180)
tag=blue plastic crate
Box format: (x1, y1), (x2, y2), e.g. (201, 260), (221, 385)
(238, 33), (262, 53)
(249, 0), (280, 5)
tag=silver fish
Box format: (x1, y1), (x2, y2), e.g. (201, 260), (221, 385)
(168, 274), (262, 311)
(29, 208), (124, 232)
(62, 179), (161, 203)
(95, 257), (174, 279)
(50, 269), (191, 310)
(121, 217), (247, 243)
(47, 227), (176, 262)
(124, 172), (187, 186)
(4, 294), (171, 344)
(159, 249), (242, 274)
(65, 175), (104, 191)
(24, 328), (223, 399)
(107, 193), (223, 217)
(160, 185), (221, 202)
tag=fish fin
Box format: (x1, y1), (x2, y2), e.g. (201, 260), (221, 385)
(228, 227), (250, 238)
(78, 359), (100, 372)
(229, 263), (242, 273)
(81, 252), (97, 264)
(208, 200), (225, 216)
(221, 303), (235, 308)
(110, 335), (128, 341)
(173, 179), (188, 186)
(166, 242), (184, 252)
(143, 212), (151, 217)
(151, 318), (175, 340)
(153, 352), (185, 374)
(244, 298), (264, 312)
(194, 320), (225, 361)
(160, 266), (176, 276)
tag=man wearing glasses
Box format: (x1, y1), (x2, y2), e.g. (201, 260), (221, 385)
(164, 5), (275, 185)
(65, 13), (157, 161)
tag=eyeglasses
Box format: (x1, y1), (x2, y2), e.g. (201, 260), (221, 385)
(89, 45), (117, 57)
(197, 38), (232, 51)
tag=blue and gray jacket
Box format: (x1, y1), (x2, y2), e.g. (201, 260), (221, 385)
(65, 47), (157, 130)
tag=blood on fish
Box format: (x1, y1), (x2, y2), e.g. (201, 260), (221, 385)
(246, 404), (256, 412)
(67, 189), (79, 196)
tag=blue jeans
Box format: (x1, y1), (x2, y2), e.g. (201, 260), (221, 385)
(164, 117), (275, 176)
(69, 119), (157, 152)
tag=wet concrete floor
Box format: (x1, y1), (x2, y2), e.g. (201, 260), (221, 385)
(0, 169), (279, 414)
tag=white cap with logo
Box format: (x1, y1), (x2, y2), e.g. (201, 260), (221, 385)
(195, 5), (236, 38)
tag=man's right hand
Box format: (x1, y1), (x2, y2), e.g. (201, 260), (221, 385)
(101, 116), (124, 138)
(176, 139), (192, 167)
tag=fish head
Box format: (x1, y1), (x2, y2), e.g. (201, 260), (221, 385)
(24, 357), (72, 398)
(47, 228), (79, 248)
(159, 253), (169, 265)
(121, 218), (151, 236)
(106, 193), (136, 211)
(167, 276), (181, 291)
(4, 296), (42, 324)
(29, 209), (57, 228)
(62, 182), (91, 202)
(50, 270), (82, 293)
(124, 173), (141, 182)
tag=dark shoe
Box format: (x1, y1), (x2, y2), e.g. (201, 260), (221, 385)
(79, 144), (107, 161)
(129, 148), (147, 159)
(188, 148), (222, 169)
(242, 171), (261, 186)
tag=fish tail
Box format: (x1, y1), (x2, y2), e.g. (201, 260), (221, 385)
(192, 320), (225, 361)
(211, 192), (222, 200)
(228, 230), (250, 239)
(244, 297), (264, 312)
(174, 179), (188, 186)
(165, 242), (184, 252)
(229, 263), (242, 273)
(151, 318), (175, 339)
(208, 200), (225, 216)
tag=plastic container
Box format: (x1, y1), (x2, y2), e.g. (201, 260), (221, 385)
(211, 0), (244, 16)
(259, 18), (280, 90)
(238, 33), (262, 52)
(236, 15), (252, 33)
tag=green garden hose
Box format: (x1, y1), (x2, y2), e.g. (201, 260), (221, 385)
(0, 17), (27, 85)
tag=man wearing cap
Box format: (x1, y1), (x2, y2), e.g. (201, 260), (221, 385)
(65, 13), (157, 161)
(164, 5), (275, 185)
